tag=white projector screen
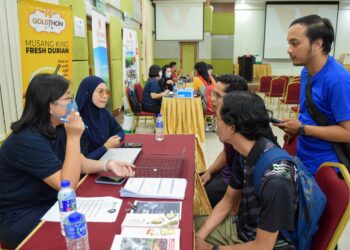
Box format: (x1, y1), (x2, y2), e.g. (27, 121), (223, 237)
(155, 2), (204, 41)
(264, 2), (339, 59)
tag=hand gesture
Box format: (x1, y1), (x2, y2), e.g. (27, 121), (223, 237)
(195, 235), (211, 250)
(65, 110), (85, 139)
(105, 135), (121, 149)
(273, 118), (301, 136)
(106, 160), (135, 177)
(163, 90), (170, 97)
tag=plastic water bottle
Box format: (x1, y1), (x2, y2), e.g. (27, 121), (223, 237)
(178, 79), (184, 89)
(64, 212), (90, 250)
(155, 114), (164, 141)
(58, 180), (77, 236)
(173, 85), (177, 98)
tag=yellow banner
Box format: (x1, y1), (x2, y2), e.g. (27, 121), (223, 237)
(18, 0), (73, 93)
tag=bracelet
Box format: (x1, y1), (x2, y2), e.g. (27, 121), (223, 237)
(212, 245), (219, 250)
(102, 159), (112, 172)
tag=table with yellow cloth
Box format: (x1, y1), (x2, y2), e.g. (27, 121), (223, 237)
(161, 96), (205, 143)
(253, 64), (272, 79)
(344, 64), (350, 72)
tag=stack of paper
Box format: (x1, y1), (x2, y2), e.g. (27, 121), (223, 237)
(120, 178), (187, 200)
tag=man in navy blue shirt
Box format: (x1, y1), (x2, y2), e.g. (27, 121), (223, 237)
(275, 15), (350, 175)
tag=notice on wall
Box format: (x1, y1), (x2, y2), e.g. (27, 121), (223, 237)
(18, 0), (73, 93)
(123, 28), (139, 88)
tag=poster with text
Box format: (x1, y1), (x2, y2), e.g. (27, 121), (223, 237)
(123, 28), (139, 88)
(92, 10), (110, 87)
(18, 0), (73, 93)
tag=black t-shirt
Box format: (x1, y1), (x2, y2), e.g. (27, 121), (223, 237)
(0, 128), (61, 214)
(229, 138), (297, 249)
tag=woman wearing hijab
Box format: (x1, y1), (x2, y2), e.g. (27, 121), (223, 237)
(76, 75), (125, 160)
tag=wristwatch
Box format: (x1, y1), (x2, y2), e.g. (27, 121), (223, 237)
(298, 124), (306, 136)
(212, 245), (219, 250)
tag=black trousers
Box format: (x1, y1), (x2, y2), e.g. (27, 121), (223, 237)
(204, 171), (228, 207)
(142, 103), (161, 115)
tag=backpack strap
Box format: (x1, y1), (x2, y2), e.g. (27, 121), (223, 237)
(254, 147), (295, 195)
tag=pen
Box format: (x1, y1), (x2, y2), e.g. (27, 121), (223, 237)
(60, 118), (88, 128)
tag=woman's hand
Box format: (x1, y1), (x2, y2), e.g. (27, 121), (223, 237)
(105, 135), (121, 149)
(166, 79), (174, 85)
(162, 90), (170, 97)
(195, 235), (211, 250)
(65, 110), (85, 139)
(107, 160), (135, 177)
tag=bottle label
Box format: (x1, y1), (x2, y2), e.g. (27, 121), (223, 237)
(156, 121), (163, 128)
(59, 199), (77, 212)
(64, 222), (87, 239)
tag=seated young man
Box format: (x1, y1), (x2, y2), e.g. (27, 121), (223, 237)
(195, 92), (297, 250)
(201, 75), (277, 208)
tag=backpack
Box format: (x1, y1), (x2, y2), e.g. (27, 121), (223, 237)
(198, 76), (215, 113)
(128, 88), (142, 114)
(254, 147), (326, 250)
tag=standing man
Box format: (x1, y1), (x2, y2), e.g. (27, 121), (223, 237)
(275, 15), (350, 175)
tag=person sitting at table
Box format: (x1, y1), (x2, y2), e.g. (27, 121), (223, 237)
(0, 74), (135, 249)
(193, 62), (216, 112)
(195, 92), (297, 250)
(169, 61), (183, 83)
(142, 64), (170, 115)
(200, 74), (278, 207)
(75, 75), (125, 160)
(159, 65), (175, 91)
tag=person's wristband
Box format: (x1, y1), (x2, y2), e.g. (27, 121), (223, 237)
(212, 245), (219, 250)
(102, 159), (112, 172)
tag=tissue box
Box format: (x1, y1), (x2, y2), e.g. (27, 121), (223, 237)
(177, 88), (194, 98)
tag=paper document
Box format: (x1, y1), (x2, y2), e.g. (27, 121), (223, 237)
(120, 178), (187, 200)
(42, 196), (122, 222)
(99, 148), (142, 164)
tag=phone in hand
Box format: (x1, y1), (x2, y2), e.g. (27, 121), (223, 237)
(95, 176), (126, 185)
(270, 117), (283, 124)
(121, 142), (143, 148)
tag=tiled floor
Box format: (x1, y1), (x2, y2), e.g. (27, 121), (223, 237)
(123, 93), (350, 249)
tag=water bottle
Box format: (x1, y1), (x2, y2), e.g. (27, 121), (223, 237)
(178, 79), (184, 89)
(173, 85), (177, 98)
(58, 180), (77, 236)
(64, 212), (90, 250)
(155, 114), (164, 141)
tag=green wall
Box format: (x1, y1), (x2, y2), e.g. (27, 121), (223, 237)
(60, 0), (89, 94)
(120, 0), (133, 16)
(204, 6), (213, 33)
(211, 60), (233, 75)
(212, 13), (234, 35)
(153, 59), (180, 68)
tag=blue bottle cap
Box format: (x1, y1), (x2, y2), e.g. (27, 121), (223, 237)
(68, 212), (83, 223)
(61, 180), (70, 188)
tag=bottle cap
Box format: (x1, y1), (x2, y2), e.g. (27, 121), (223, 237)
(157, 114), (162, 117)
(68, 212), (83, 223)
(61, 180), (70, 188)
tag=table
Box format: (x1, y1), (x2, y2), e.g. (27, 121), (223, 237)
(161, 97), (205, 142)
(17, 134), (195, 250)
(253, 64), (272, 79)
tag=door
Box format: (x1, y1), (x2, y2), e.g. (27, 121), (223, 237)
(180, 43), (197, 76)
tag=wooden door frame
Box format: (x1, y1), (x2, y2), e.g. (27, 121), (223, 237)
(180, 42), (198, 69)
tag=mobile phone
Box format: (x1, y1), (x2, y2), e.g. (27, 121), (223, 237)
(270, 117), (283, 124)
(121, 142), (143, 148)
(95, 176), (126, 185)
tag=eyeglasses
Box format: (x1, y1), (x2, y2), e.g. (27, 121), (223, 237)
(57, 94), (74, 102)
(95, 89), (110, 97)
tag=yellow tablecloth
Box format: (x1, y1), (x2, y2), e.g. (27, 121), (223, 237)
(161, 97), (205, 142)
(253, 64), (272, 79)
(344, 64), (350, 72)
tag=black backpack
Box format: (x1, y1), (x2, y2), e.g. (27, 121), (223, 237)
(129, 88), (142, 113)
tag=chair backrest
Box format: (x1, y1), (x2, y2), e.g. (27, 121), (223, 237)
(284, 82), (300, 103)
(282, 134), (298, 156)
(269, 77), (286, 96)
(259, 76), (272, 92)
(312, 162), (350, 250)
(125, 86), (142, 113)
(134, 83), (144, 103)
(280, 75), (289, 85)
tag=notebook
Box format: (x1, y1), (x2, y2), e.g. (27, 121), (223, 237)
(99, 148), (142, 164)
